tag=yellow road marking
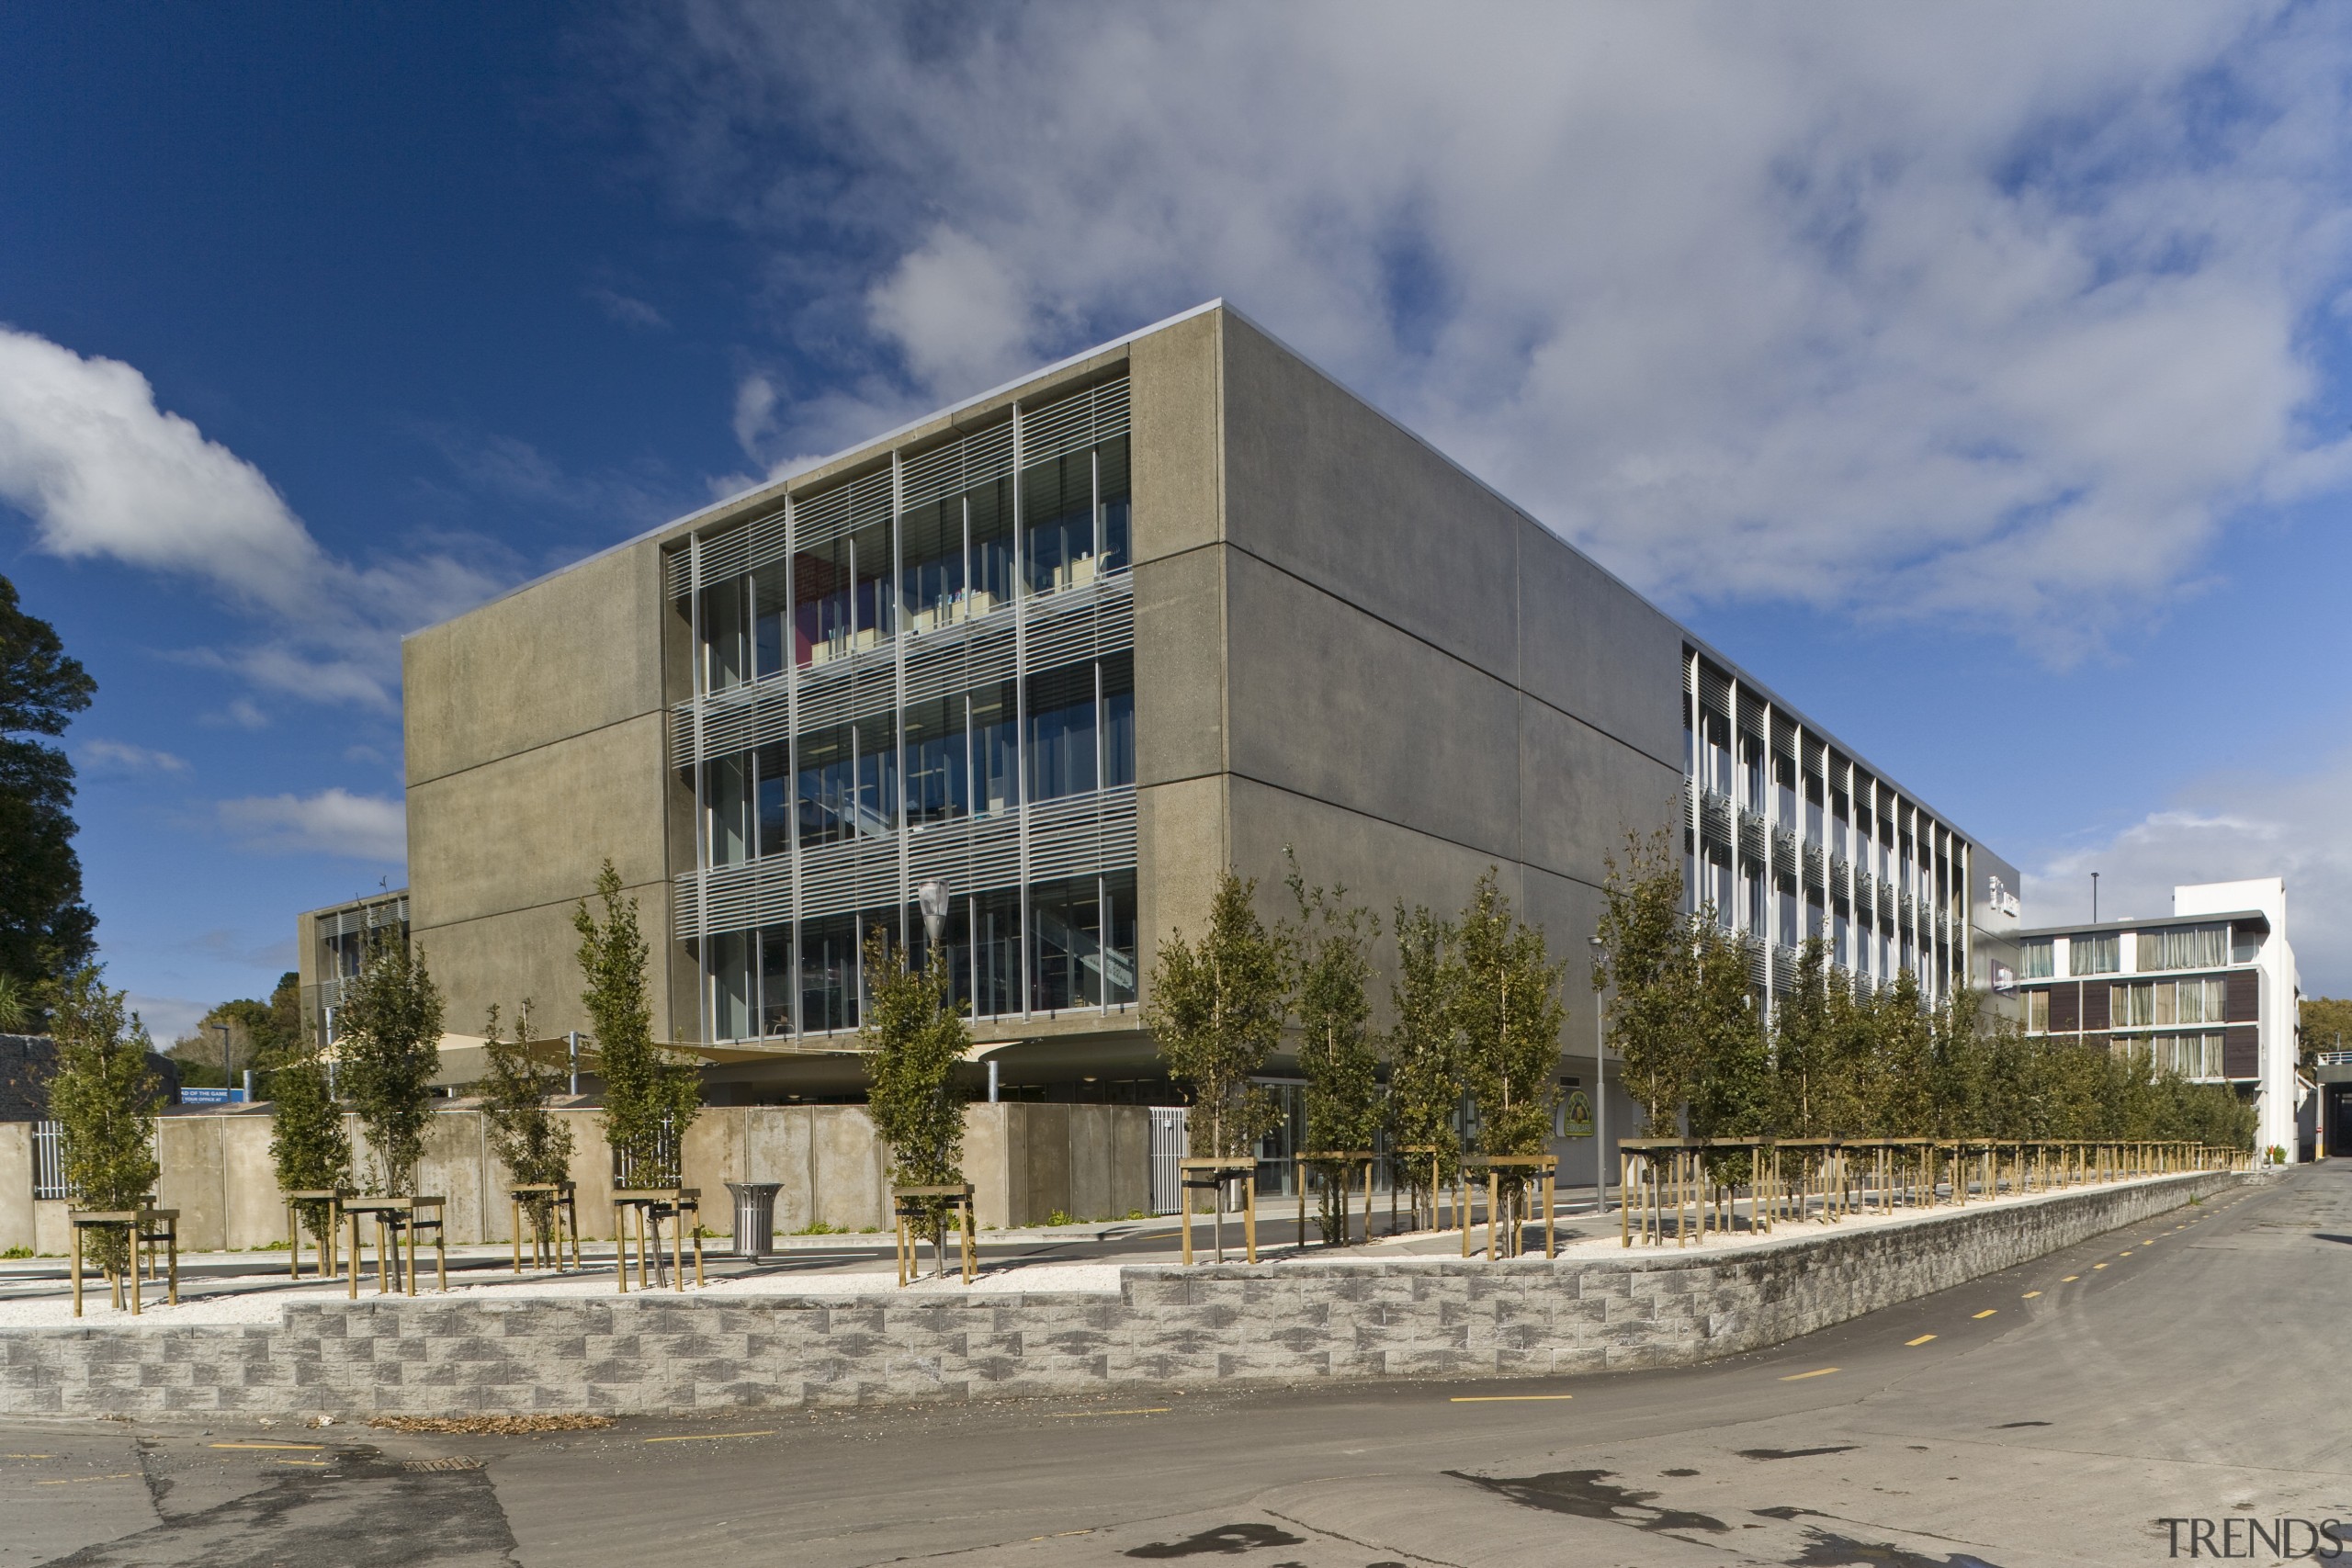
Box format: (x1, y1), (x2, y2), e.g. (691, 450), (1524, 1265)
(2022, 1292), (2041, 1299)
(1905, 1335), (1937, 1346)
(1046, 1408), (1171, 1418)
(2120, 1251), (2132, 1257)
(209, 1442), (323, 1451)
(1450, 1394), (1573, 1403)
(34, 1473), (137, 1486)
(640, 1430), (777, 1443)
(1780, 1367), (1839, 1381)
(275, 1460), (328, 1467)
(1973, 1310), (1997, 1319)
(2062, 1275), (2078, 1281)
(6, 1453), (55, 1459)
(2093, 1263), (2108, 1270)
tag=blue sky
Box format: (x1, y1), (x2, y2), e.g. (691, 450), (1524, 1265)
(6, 3), (2352, 1037)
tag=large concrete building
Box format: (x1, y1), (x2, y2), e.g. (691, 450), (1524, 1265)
(387, 301), (2022, 1177)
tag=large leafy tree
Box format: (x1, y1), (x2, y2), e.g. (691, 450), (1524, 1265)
(577, 861), (699, 1186)
(1145, 871), (1288, 1161)
(44, 967), (162, 1279)
(0, 577), (97, 1012)
(860, 928), (970, 1267)
(337, 935), (445, 1195)
(1286, 856), (1382, 1244)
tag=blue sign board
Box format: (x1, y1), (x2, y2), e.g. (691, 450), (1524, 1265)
(179, 1087), (247, 1105)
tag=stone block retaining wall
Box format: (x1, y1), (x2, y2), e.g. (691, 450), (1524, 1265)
(0, 1171), (2240, 1418)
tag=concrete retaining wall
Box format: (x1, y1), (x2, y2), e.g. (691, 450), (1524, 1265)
(0, 1170), (2240, 1418)
(0, 1102), (1150, 1254)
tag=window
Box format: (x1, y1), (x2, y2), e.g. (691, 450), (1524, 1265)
(751, 564), (788, 678)
(2020, 938), (2054, 980)
(1741, 866), (1763, 934)
(1776, 881), (1798, 950)
(972, 680), (1019, 816)
(1774, 754), (1796, 827)
(706, 753), (752, 865)
(1741, 737), (1764, 809)
(1030, 875), (1107, 1011)
(2232, 925), (2263, 964)
(699, 576), (750, 693)
(899, 493), (968, 634)
(759, 926), (793, 1036)
(1103, 651), (1135, 787)
(1804, 776), (1824, 846)
(710, 931), (753, 1041)
(797, 913), (862, 1033)
(1023, 447), (1098, 597)
(2136, 925), (2226, 972)
(1098, 435), (1132, 572)
(2024, 989), (2050, 1032)
(1834, 904), (1851, 969)
(795, 716), (896, 847)
(793, 535), (854, 668)
(902, 695), (969, 828)
(2070, 932), (2120, 976)
(1025, 660), (1100, 803)
(972, 886), (1023, 1019)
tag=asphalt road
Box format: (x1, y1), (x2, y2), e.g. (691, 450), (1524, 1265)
(4, 1165), (2343, 1567)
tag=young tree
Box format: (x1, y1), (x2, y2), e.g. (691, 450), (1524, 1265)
(577, 861), (699, 1187)
(1595, 829), (1701, 1137)
(268, 1023), (353, 1250)
(1453, 869), (1566, 1243)
(44, 967), (162, 1281)
(1770, 941), (1836, 1137)
(1286, 855), (1382, 1244)
(337, 935), (445, 1195)
(860, 928), (971, 1271)
(1684, 917), (1768, 1148)
(1385, 903), (1459, 1229)
(480, 1000), (575, 1256)
(0, 575), (98, 1015)
(1144, 871), (1289, 1163)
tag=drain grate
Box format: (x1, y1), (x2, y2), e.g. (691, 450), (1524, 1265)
(402, 1457), (481, 1472)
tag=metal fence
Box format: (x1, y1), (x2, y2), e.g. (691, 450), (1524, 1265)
(31, 1120), (68, 1201)
(1148, 1108), (1188, 1215)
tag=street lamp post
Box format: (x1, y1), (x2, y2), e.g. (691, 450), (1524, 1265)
(212, 1022), (232, 1101)
(1589, 934), (1608, 1216)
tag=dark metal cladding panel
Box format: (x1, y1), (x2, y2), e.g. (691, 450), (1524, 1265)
(2082, 982), (2111, 1032)
(2226, 969), (2260, 1024)
(2223, 1025), (2260, 1080)
(2050, 982), (2081, 1033)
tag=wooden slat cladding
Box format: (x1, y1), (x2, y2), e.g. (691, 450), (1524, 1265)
(2082, 982), (2111, 1032)
(2049, 982), (2081, 1032)
(2223, 1026), (2260, 1080)
(2226, 970), (2259, 1024)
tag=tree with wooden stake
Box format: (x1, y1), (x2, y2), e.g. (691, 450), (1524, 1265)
(44, 967), (162, 1291)
(1145, 871), (1288, 1242)
(1286, 852), (1381, 1246)
(1453, 870), (1566, 1255)
(1594, 829), (1701, 1140)
(268, 1021), (352, 1256)
(575, 861), (699, 1188)
(336, 935), (444, 1196)
(1385, 903), (1459, 1230)
(860, 926), (970, 1277)
(481, 999), (575, 1261)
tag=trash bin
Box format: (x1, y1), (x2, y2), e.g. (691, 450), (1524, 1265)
(725, 1181), (783, 1260)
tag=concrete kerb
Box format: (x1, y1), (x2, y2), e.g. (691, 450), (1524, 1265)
(0, 1170), (2245, 1418)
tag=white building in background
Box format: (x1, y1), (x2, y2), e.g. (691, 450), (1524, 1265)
(2013, 876), (2301, 1161)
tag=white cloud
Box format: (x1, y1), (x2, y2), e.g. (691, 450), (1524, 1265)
(0, 325), (504, 709)
(217, 788), (407, 863)
(2024, 755), (2352, 993)
(585, 283), (669, 331)
(78, 739), (188, 773)
(636, 1), (2352, 663)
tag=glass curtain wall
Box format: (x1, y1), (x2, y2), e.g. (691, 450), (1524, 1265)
(685, 390), (1138, 1044)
